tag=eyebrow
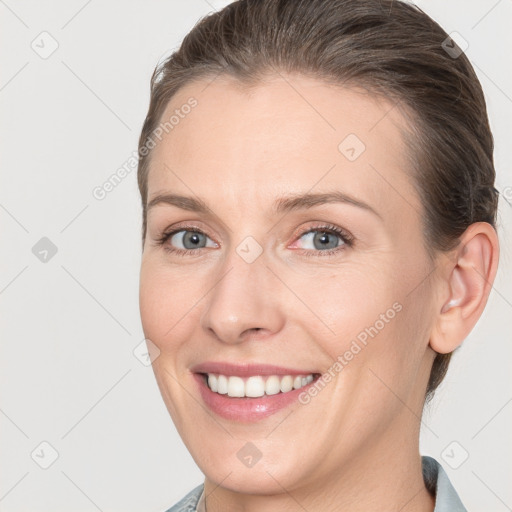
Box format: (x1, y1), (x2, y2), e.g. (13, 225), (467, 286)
(147, 191), (381, 218)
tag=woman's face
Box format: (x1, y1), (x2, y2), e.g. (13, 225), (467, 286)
(139, 74), (439, 495)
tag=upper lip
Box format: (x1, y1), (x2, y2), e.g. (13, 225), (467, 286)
(190, 362), (318, 377)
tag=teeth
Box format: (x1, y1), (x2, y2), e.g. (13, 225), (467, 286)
(265, 375), (281, 395)
(217, 375), (228, 394)
(227, 376), (245, 397)
(205, 373), (315, 397)
(280, 375), (293, 393)
(246, 376), (265, 397)
(208, 374), (218, 392)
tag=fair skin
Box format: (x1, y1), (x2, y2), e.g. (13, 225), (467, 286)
(139, 73), (499, 512)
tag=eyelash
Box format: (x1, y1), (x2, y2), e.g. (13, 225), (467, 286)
(155, 223), (354, 258)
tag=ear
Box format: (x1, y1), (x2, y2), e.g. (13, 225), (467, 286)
(430, 222), (499, 354)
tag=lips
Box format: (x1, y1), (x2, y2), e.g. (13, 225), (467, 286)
(190, 361), (318, 377)
(190, 362), (321, 422)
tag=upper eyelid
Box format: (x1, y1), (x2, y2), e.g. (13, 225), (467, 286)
(165, 224), (344, 236)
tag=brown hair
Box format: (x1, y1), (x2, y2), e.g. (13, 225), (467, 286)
(137, 0), (499, 401)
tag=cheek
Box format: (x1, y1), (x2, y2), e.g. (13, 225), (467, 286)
(139, 259), (215, 360)
(139, 261), (187, 348)
(139, 264), (164, 341)
(294, 263), (397, 350)
(300, 259), (429, 385)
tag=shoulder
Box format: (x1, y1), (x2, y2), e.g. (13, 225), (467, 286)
(421, 455), (467, 512)
(163, 484), (204, 512)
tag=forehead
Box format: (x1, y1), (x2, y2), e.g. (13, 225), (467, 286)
(147, 73), (419, 220)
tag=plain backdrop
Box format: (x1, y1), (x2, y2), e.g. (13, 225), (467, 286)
(1, 0), (511, 511)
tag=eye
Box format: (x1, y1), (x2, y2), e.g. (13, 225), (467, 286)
(155, 223), (353, 258)
(291, 223), (353, 256)
(157, 227), (217, 255)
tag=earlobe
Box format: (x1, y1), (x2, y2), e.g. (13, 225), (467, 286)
(430, 222), (499, 355)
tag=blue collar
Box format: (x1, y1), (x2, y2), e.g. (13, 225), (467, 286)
(422, 455), (467, 511)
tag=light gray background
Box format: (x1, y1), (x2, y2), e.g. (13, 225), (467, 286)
(1, 1), (510, 510)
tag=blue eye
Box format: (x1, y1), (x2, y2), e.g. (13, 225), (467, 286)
(298, 229), (344, 251)
(169, 230), (213, 250)
(292, 224), (353, 258)
(157, 228), (217, 256)
(156, 223), (353, 257)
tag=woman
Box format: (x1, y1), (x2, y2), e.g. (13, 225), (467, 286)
(137, 0), (500, 510)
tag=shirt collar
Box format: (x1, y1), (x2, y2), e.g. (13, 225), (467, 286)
(422, 455), (467, 511)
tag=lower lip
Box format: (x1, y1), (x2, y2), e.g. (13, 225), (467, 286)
(193, 373), (318, 423)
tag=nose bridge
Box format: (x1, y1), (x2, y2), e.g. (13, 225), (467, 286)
(199, 241), (283, 344)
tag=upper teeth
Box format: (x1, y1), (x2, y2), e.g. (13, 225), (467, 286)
(207, 374), (315, 397)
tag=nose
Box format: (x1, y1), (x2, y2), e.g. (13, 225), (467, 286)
(199, 250), (285, 345)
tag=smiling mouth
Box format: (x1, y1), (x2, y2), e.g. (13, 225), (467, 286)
(201, 372), (320, 398)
